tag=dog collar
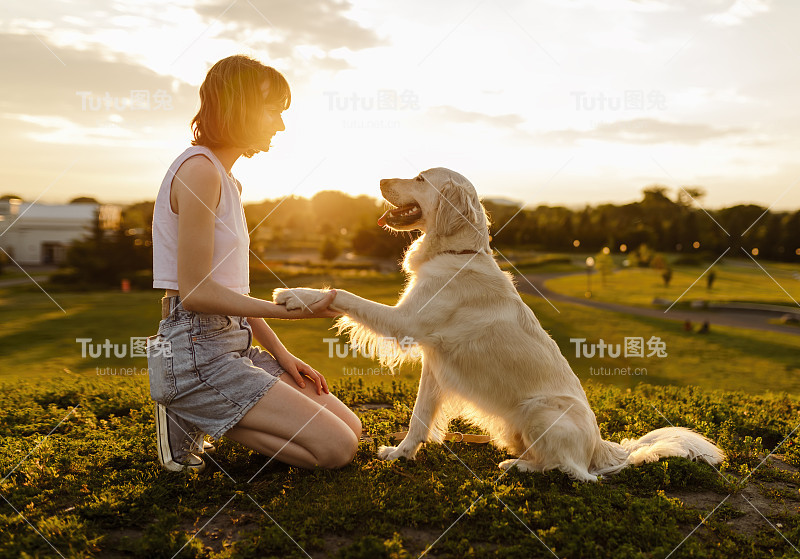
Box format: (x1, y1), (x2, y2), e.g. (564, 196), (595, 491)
(439, 249), (483, 255)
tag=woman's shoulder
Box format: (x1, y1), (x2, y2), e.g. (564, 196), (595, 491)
(176, 151), (221, 180)
(172, 151), (222, 208)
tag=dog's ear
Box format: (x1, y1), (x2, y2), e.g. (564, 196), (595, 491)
(434, 178), (481, 237)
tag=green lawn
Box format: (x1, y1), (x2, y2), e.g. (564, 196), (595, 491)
(2, 270), (800, 557)
(0, 273), (420, 383)
(2, 375), (800, 558)
(2, 270), (799, 394)
(546, 260), (800, 308)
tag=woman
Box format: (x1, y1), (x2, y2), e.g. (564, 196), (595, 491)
(148, 55), (361, 473)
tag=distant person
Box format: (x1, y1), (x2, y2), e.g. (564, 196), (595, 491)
(707, 270), (716, 290)
(149, 55), (360, 472)
(683, 320), (693, 332)
(697, 321), (710, 334)
(662, 267), (673, 287)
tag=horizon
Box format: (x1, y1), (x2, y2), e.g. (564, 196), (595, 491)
(3, 1), (799, 212)
(5, 185), (800, 214)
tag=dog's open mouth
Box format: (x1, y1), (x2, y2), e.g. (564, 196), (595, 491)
(378, 202), (422, 227)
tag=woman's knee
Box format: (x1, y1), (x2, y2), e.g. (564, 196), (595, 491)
(344, 410), (363, 439)
(315, 427), (359, 469)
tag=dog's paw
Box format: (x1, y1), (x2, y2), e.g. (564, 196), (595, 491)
(498, 459), (535, 473)
(272, 288), (325, 311)
(377, 445), (414, 461)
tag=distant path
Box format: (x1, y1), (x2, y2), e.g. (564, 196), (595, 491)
(516, 272), (800, 336)
(0, 275), (49, 288)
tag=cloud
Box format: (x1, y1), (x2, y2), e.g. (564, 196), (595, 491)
(0, 33), (196, 130)
(193, 0), (384, 60)
(0, 32), (199, 202)
(707, 0), (771, 26)
(540, 118), (746, 145)
(428, 105), (526, 129)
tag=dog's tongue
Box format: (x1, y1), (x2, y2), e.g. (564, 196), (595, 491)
(377, 209), (391, 227)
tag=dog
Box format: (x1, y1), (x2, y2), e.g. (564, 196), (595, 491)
(273, 167), (724, 481)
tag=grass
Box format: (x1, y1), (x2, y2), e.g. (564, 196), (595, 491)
(2, 377), (800, 558)
(4, 269), (799, 393)
(0, 272), (420, 384)
(2, 267), (800, 557)
(545, 260), (800, 308)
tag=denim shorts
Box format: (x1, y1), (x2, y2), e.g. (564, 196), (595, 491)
(147, 295), (286, 440)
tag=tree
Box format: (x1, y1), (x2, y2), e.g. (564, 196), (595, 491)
(55, 208), (151, 287)
(632, 244), (654, 267)
(320, 237), (341, 261)
(676, 186), (706, 208)
(69, 196), (100, 204)
(595, 251), (614, 284)
(650, 254), (667, 270)
(352, 226), (417, 259)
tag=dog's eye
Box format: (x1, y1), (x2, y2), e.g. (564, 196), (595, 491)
(415, 175), (424, 182)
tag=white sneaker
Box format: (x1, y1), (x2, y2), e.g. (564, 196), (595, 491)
(154, 403), (206, 472)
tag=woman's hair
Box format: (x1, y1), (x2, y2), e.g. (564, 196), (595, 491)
(191, 55), (291, 158)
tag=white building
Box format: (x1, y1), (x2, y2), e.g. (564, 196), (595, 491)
(0, 199), (121, 265)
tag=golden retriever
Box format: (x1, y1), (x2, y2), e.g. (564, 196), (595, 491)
(274, 167), (724, 481)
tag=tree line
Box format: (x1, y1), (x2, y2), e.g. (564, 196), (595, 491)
(9, 186), (795, 288)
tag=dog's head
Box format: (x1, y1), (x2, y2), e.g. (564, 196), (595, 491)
(377, 167), (489, 240)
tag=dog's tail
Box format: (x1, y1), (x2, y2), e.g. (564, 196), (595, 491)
(590, 427), (725, 477)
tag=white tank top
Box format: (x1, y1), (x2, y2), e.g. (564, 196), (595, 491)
(152, 146), (250, 294)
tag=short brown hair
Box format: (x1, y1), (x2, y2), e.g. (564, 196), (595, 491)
(191, 55), (291, 157)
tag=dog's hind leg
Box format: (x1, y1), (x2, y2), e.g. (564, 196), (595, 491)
(499, 395), (599, 482)
(378, 363), (444, 461)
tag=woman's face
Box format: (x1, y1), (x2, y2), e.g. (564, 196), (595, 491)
(256, 79), (285, 152)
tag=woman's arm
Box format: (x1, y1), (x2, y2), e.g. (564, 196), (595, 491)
(247, 316), (288, 354)
(172, 155), (336, 319)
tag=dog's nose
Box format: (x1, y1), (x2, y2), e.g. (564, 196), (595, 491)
(379, 179), (391, 188)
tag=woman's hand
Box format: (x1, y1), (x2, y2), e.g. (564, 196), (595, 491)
(282, 289), (341, 319)
(274, 350), (330, 395)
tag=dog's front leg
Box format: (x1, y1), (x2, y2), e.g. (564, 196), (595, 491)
(378, 363), (444, 461)
(330, 290), (418, 341)
(274, 288), (418, 341)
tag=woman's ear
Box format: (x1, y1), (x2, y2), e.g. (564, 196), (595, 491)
(434, 179), (481, 237)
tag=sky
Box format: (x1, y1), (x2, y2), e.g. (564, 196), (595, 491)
(2, 0), (799, 211)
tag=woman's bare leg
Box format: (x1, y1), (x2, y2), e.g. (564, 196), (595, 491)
(275, 373), (362, 438)
(224, 380), (359, 469)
